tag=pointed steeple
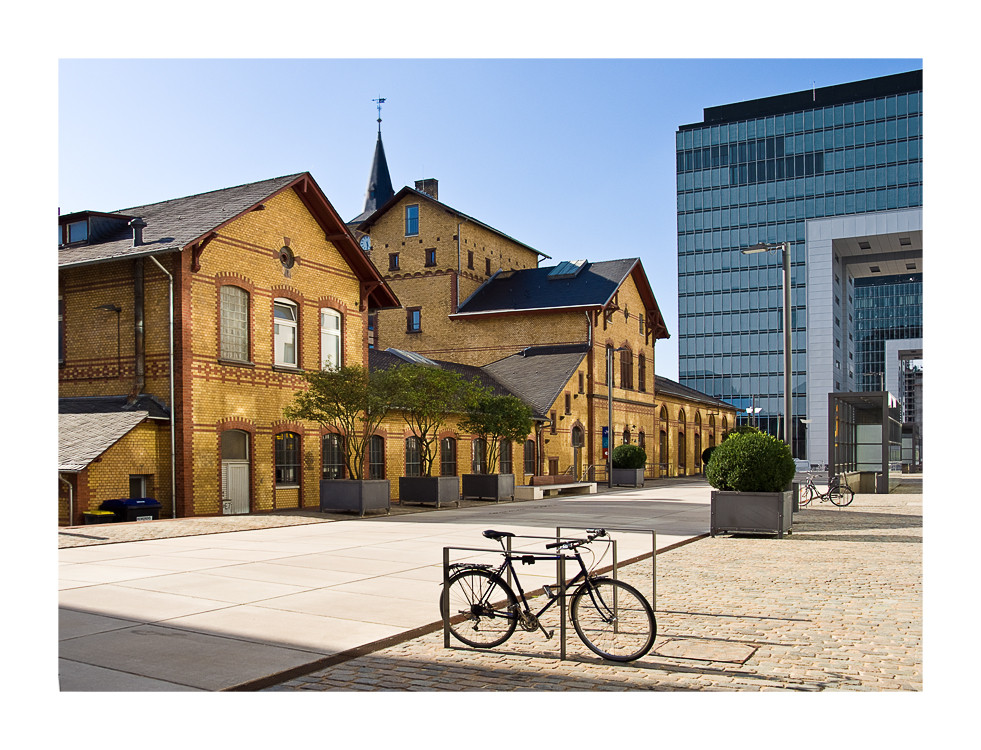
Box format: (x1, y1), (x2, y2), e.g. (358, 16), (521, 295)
(352, 98), (394, 225)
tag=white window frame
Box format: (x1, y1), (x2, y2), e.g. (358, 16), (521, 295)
(320, 307), (342, 370)
(274, 298), (298, 367)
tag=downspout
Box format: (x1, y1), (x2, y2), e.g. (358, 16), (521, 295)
(59, 473), (73, 527)
(147, 254), (177, 519)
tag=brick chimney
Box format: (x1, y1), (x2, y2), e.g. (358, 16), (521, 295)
(414, 179), (438, 200)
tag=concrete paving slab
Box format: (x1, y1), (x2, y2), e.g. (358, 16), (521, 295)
(202, 561), (370, 588)
(164, 605), (404, 654)
(257, 588), (436, 628)
(57, 562), (183, 584)
(60, 659), (204, 691)
(114, 571), (313, 604)
(59, 584), (232, 622)
(59, 609), (143, 640)
(59, 624), (321, 690)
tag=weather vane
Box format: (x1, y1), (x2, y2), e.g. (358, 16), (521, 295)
(372, 97), (386, 132)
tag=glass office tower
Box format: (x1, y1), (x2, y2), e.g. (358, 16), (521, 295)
(676, 70), (922, 457)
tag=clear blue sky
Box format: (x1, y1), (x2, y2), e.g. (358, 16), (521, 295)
(58, 58), (919, 379)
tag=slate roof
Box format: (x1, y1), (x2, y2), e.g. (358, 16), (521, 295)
(654, 375), (736, 410)
(481, 344), (590, 418)
(58, 174), (303, 268)
(57, 396), (168, 472)
(369, 349), (514, 400)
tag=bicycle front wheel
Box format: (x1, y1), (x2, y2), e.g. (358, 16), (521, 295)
(799, 485), (815, 507)
(571, 578), (656, 662)
(830, 486), (855, 507)
(440, 569), (518, 649)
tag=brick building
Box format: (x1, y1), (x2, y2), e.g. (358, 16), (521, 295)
(355, 176), (738, 482)
(58, 173), (399, 524)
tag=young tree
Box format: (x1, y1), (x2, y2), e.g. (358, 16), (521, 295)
(284, 365), (397, 480)
(386, 364), (478, 477)
(460, 393), (534, 474)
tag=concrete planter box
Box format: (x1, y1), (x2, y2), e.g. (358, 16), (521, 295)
(320, 479), (391, 517)
(710, 490), (793, 538)
(461, 473), (515, 502)
(611, 468), (645, 487)
(398, 476), (460, 508)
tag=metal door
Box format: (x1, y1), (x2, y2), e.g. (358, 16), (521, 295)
(222, 461), (250, 514)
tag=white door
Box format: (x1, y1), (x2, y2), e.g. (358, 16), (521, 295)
(222, 461), (250, 514)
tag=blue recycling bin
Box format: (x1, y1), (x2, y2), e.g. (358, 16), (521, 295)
(100, 497), (162, 522)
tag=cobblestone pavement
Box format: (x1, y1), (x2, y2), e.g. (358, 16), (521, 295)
(266, 492), (922, 692)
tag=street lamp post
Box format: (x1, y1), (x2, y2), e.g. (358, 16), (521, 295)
(742, 241), (793, 455)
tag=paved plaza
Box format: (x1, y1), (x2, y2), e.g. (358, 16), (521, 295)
(58, 478), (921, 693)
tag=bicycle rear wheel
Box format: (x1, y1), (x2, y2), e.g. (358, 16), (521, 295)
(570, 578), (656, 662)
(440, 569), (518, 648)
(830, 485), (855, 507)
(799, 485), (815, 507)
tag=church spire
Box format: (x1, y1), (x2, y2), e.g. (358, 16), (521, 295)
(361, 97), (394, 217)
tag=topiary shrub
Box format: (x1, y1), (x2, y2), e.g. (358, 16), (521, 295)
(612, 444), (647, 470)
(705, 431), (795, 493)
(721, 424), (760, 441)
(701, 445), (716, 466)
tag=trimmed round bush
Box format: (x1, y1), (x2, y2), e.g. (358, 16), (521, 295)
(612, 443), (647, 470)
(705, 431), (795, 493)
(701, 445), (716, 466)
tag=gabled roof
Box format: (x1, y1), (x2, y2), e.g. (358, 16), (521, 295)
(356, 185), (550, 259)
(452, 258), (670, 340)
(654, 375), (736, 411)
(481, 344), (590, 418)
(369, 349), (514, 400)
(58, 172), (399, 309)
(58, 396), (168, 472)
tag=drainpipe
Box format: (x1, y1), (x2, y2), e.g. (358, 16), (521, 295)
(59, 473), (74, 526)
(147, 254), (177, 519)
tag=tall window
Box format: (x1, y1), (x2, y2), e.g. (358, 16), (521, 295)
(638, 354), (647, 392)
(58, 294), (65, 365)
(499, 441), (512, 474)
(405, 437), (422, 477)
(275, 432), (300, 486)
(441, 437), (457, 477)
(322, 433), (345, 479)
(320, 308), (342, 370)
(274, 298), (298, 367)
(524, 440), (536, 474)
(620, 348), (633, 389)
(622, 428), (631, 445)
(406, 308), (421, 333)
(220, 286), (250, 362)
(405, 204), (419, 236)
(369, 435), (385, 479)
(425, 248), (437, 267)
(472, 438), (487, 474)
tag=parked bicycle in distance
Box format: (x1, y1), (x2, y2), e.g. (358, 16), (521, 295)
(440, 528), (656, 662)
(799, 473), (855, 507)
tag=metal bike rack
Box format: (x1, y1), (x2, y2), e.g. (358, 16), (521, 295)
(441, 527), (657, 661)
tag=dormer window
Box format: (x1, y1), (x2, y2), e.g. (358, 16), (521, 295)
(60, 220), (88, 245)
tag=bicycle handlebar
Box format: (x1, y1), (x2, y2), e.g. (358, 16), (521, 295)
(544, 528), (606, 550)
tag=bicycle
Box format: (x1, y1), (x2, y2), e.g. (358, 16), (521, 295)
(440, 528), (656, 662)
(799, 473), (854, 507)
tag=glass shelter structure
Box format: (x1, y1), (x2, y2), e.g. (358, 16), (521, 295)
(676, 70), (923, 463)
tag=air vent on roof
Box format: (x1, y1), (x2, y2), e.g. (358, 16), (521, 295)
(387, 348), (438, 366)
(548, 259), (586, 280)
(906, 262), (917, 270)
(870, 266), (881, 273)
(858, 241), (872, 250)
(899, 237), (911, 246)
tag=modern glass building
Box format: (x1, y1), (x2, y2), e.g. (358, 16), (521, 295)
(675, 70), (923, 463)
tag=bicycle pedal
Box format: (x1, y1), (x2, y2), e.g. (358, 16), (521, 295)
(541, 627), (554, 640)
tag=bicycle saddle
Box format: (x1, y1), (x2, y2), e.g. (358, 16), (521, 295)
(482, 529), (515, 541)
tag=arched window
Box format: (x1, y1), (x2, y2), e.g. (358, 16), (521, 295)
(659, 430), (668, 474)
(659, 405), (669, 424)
(275, 432), (300, 486)
(638, 354), (647, 392)
(571, 426), (584, 447)
(678, 430), (687, 472)
(405, 437), (422, 477)
(722, 416), (729, 432)
(694, 432), (702, 470)
(499, 441), (512, 474)
(639, 431), (646, 451)
(622, 428), (631, 445)
(220, 285), (250, 362)
(472, 438), (487, 474)
(322, 433), (345, 479)
(320, 308), (342, 370)
(523, 440), (536, 474)
(369, 435), (385, 479)
(274, 298), (298, 367)
(440, 437), (457, 477)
